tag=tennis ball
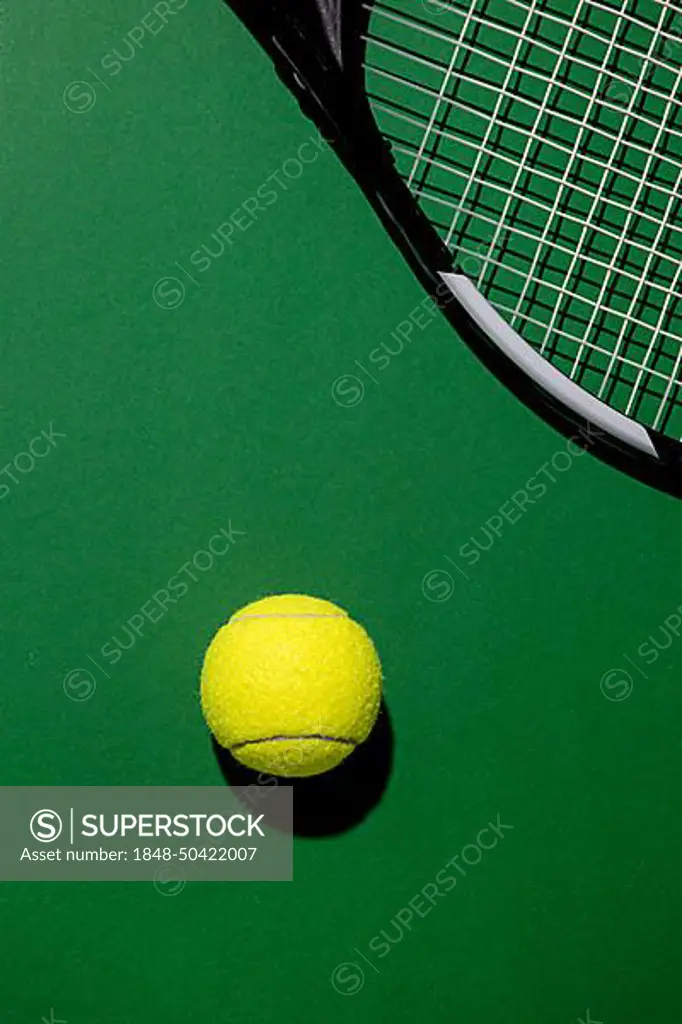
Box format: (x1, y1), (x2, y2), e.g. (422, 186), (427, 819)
(200, 594), (382, 778)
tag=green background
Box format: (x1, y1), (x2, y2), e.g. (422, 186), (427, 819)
(2, 1), (682, 1021)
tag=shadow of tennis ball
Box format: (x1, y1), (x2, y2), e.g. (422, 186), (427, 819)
(212, 699), (394, 838)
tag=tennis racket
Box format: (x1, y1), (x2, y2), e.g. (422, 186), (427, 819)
(223, 0), (682, 492)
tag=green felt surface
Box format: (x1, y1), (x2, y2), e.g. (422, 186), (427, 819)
(2, 1), (682, 1022)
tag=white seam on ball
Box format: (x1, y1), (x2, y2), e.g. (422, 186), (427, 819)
(230, 613), (346, 623)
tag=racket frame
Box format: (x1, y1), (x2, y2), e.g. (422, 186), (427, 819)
(224, 0), (682, 492)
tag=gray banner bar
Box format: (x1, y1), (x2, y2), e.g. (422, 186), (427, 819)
(0, 787), (293, 881)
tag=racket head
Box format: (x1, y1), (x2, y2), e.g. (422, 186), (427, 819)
(223, 0), (682, 495)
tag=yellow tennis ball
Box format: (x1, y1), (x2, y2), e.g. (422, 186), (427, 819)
(200, 594), (382, 777)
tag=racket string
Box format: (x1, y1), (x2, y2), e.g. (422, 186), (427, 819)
(532, 1), (678, 391)
(366, 30), (682, 171)
(400, 159), (682, 321)
(366, 0), (682, 436)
